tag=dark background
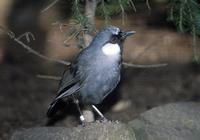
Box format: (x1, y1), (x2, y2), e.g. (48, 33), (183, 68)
(0, 0), (200, 140)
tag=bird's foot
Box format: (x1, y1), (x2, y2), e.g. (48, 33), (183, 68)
(96, 117), (109, 123)
(100, 117), (108, 123)
(80, 121), (87, 127)
(79, 115), (94, 127)
(96, 118), (120, 124)
(79, 115), (87, 127)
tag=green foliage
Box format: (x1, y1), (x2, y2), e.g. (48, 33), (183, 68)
(67, 0), (94, 49)
(168, 0), (200, 35)
(168, 0), (200, 62)
(68, 0), (136, 48)
(71, 0), (137, 25)
(69, 0), (200, 62)
(71, 0), (90, 28)
(96, 0), (136, 23)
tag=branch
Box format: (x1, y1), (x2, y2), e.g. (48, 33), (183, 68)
(14, 35), (70, 65)
(123, 62), (168, 68)
(17, 32), (35, 43)
(41, 0), (59, 13)
(129, 0), (136, 12)
(101, 0), (110, 24)
(85, 0), (97, 26)
(36, 74), (61, 80)
(84, 0), (97, 46)
(118, 0), (126, 25)
(146, 0), (151, 10)
(64, 30), (81, 45)
(0, 26), (70, 66)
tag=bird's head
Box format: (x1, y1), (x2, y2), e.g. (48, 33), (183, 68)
(90, 26), (135, 56)
(105, 25), (135, 42)
(92, 25), (135, 46)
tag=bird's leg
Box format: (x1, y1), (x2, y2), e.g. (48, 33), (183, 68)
(91, 105), (108, 122)
(72, 98), (85, 125)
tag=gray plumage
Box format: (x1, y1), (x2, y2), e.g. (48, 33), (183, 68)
(47, 25), (135, 118)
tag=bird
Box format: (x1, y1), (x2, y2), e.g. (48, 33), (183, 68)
(47, 25), (135, 123)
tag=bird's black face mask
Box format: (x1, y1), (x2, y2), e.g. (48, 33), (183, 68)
(119, 31), (136, 40)
(109, 30), (135, 44)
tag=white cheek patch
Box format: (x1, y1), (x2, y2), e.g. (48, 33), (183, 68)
(102, 43), (120, 56)
(113, 28), (120, 35)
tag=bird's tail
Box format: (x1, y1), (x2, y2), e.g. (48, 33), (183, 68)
(47, 85), (80, 117)
(46, 99), (62, 117)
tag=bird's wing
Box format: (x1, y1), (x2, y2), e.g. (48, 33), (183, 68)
(47, 64), (81, 117)
(55, 82), (81, 100)
(56, 47), (92, 99)
(57, 68), (77, 94)
(47, 82), (81, 116)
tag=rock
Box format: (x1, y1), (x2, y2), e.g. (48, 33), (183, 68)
(129, 102), (200, 140)
(11, 122), (136, 140)
(11, 102), (200, 140)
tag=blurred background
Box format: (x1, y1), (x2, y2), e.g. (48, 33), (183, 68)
(0, 0), (200, 140)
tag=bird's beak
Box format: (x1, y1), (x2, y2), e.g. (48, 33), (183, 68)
(121, 31), (136, 39)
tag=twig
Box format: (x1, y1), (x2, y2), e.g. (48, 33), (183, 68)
(146, 0), (151, 10)
(129, 0), (137, 12)
(51, 21), (69, 33)
(64, 30), (81, 45)
(17, 32), (35, 43)
(0, 26), (70, 66)
(37, 74), (61, 80)
(14, 36), (70, 65)
(41, 0), (59, 13)
(101, 0), (110, 24)
(123, 62), (168, 68)
(192, 26), (199, 62)
(118, 0), (126, 25)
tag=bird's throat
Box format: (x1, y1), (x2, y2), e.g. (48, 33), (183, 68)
(101, 43), (120, 56)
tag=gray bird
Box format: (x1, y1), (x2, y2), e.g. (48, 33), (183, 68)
(47, 25), (135, 123)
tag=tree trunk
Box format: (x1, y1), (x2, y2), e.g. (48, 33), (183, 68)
(84, 0), (97, 46)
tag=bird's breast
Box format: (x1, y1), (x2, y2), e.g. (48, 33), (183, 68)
(80, 65), (121, 104)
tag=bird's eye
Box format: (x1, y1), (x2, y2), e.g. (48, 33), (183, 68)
(110, 35), (118, 44)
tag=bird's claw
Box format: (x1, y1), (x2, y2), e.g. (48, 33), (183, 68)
(97, 117), (109, 123)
